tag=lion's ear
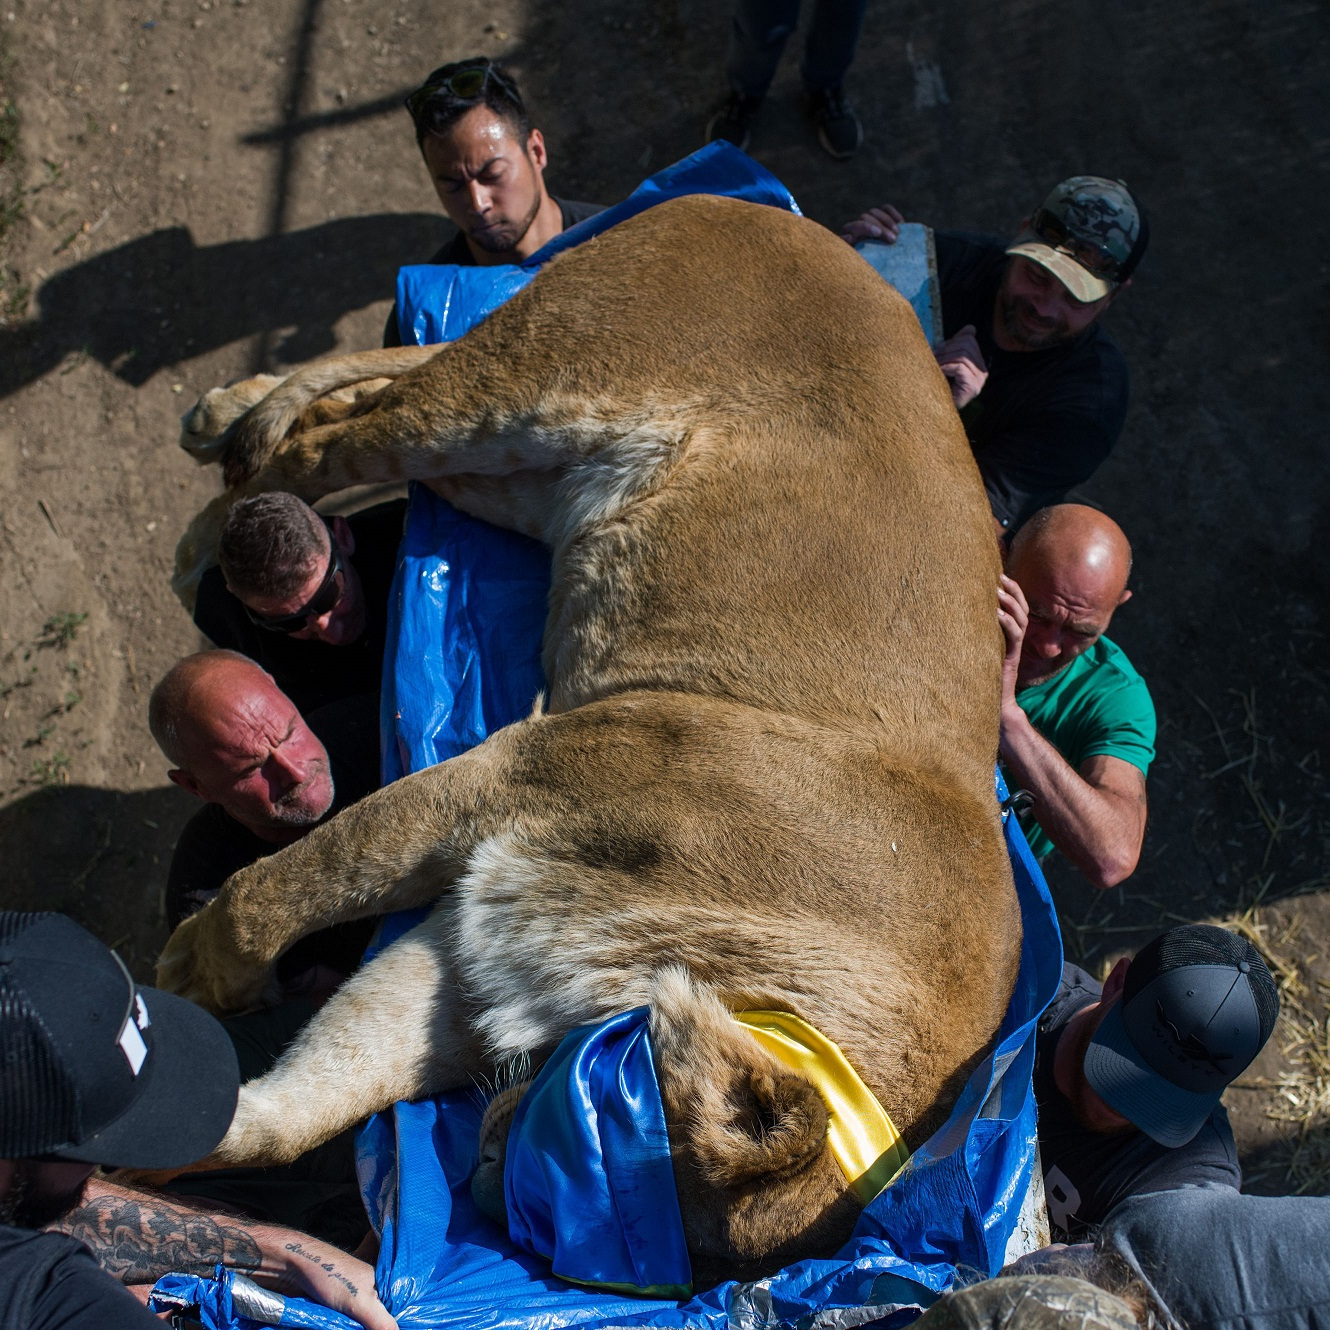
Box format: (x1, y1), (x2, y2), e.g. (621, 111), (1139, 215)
(648, 968), (829, 1187)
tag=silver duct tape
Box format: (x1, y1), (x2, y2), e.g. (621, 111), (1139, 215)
(230, 1273), (289, 1325)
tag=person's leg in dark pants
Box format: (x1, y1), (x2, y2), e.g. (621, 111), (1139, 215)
(707, 0), (803, 150)
(801, 0), (868, 90)
(726, 0), (803, 97)
(801, 0), (868, 158)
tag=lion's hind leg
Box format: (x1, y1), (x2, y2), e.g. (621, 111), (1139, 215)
(180, 376), (285, 464)
(200, 907), (483, 1171)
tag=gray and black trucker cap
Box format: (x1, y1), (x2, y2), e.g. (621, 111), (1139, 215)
(0, 911), (239, 1168)
(1084, 924), (1278, 1148)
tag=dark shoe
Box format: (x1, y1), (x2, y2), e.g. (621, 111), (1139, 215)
(805, 86), (863, 159)
(706, 92), (763, 152)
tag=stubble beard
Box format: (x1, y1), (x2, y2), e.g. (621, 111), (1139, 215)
(996, 292), (1071, 351)
(469, 189), (543, 255)
(0, 1164), (88, 1228)
(266, 763), (334, 830)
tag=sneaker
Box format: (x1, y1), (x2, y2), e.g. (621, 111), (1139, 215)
(705, 92), (763, 153)
(805, 86), (863, 160)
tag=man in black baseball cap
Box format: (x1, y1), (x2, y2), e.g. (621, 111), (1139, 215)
(0, 911), (396, 1330)
(1034, 923), (1277, 1242)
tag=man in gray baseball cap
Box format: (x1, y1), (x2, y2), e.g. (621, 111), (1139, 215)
(1033, 923), (1277, 1242)
(0, 911), (396, 1330)
(842, 176), (1148, 537)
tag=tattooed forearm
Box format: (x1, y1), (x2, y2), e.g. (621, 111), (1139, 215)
(285, 1240), (360, 1297)
(51, 1184), (262, 1283)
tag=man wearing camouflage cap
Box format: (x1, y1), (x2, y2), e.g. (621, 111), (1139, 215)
(842, 177), (1148, 536)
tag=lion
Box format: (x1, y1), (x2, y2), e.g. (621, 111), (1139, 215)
(157, 193), (1022, 1284)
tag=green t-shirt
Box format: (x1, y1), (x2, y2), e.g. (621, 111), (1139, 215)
(1011, 636), (1156, 861)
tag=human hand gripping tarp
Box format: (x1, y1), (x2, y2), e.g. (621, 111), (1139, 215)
(153, 142), (1061, 1330)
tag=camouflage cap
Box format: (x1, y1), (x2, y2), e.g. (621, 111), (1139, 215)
(1006, 176), (1147, 304)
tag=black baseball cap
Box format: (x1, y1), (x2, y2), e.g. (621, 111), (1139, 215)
(0, 912), (239, 1168)
(1084, 924), (1278, 1147)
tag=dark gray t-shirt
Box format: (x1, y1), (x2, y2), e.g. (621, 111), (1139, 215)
(0, 1225), (160, 1330)
(1035, 963), (1240, 1241)
(1099, 1185), (1330, 1330)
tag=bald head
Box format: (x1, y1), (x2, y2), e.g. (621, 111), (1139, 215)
(1008, 504), (1132, 603)
(1005, 505), (1134, 688)
(149, 650), (274, 767)
(149, 651), (333, 840)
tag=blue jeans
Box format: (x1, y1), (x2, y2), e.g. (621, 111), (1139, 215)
(724, 0), (869, 98)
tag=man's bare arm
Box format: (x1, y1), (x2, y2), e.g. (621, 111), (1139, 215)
(51, 1179), (260, 1283)
(50, 1179), (397, 1330)
(997, 575), (1147, 889)
(999, 716), (1147, 888)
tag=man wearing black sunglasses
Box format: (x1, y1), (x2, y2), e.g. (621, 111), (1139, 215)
(193, 491), (405, 717)
(383, 58), (604, 348)
(841, 177), (1148, 537)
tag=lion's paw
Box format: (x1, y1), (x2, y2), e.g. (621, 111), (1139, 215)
(171, 492), (236, 613)
(219, 424), (275, 489)
(207, 1085), (298, 1168)
(156, 903), (272, 1017)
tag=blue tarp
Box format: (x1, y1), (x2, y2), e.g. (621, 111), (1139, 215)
(155, 145), (1062, 1329)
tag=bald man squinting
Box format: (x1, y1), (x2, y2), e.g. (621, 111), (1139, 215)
(997, 505), (1155, 889)
(149, 651), (381, 986)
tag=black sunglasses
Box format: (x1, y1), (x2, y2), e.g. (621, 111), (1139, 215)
(403, 61), (519, 124)
(244, 530), (345, 635)
(1030, 207), (1123, 284)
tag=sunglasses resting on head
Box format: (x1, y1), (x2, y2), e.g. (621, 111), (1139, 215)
(1029, 207), (1124, 286)
(404, 58), (522, 126)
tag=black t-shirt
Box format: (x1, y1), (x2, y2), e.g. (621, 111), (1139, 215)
(193, 499), (407, 716)
(382, 197), (606, 347)
(0, 1225), (160, 1330)
(934, 231), (1130, 533)
(1034, 962), (1240, 1242)
(165, 695), (381, 974)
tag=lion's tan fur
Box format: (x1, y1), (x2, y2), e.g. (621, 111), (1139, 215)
(158, 195), (1021, 1276)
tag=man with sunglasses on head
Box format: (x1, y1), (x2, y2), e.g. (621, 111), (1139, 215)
(192, 491), (406, 717)
(841, 177), (1148, 538)
(382, 57), (604, 347)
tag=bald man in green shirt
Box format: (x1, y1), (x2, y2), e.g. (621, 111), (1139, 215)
(997, 505), (1155, 889)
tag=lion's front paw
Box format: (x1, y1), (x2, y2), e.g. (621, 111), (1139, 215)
(156, 902), (273, 1016)
(171, 492), (236, 613)
(207, 1085), (300, 1168)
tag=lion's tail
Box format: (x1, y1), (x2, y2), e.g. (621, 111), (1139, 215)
(218, 344), (441, 487)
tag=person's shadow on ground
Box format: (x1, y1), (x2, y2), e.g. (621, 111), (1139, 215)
(0, 781), (197, 976)
(0, 211), (448, 395)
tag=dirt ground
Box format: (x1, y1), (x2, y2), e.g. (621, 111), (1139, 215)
(0, 0), (1327, 1192)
